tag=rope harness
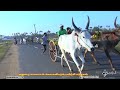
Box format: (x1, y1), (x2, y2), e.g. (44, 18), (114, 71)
(75, 33), (91, 49)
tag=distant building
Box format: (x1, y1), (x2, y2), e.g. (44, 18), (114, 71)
(2, 36), (13, 40)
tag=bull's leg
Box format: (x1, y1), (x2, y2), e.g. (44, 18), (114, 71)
(61, 54), (64, 67)
(104, 48), (115, 71)
(25, 40), (26, 44)
(70, 52), (81, 73)
(90, 52), (100, 65)
(60, 49), (72, 72)
(84, 49), (88, 58)
(84, 49), (100, 65)
(77, 50), (86, 79)
(78, 50), (85, 72)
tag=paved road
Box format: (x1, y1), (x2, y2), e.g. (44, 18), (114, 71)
(18, 43), (120, 79)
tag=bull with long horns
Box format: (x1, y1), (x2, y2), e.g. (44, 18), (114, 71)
(84, 16), (120, 71)
(58, 16), (94, 73)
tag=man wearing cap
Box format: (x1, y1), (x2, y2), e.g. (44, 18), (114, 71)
(56, 25), (67, 54)
(57, 25), (67, 36)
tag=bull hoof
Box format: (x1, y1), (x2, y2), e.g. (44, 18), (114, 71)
(92, 62), (97, 64)
(70, 69), (73, 73)
(97, 62), (101, 65)
(62, 65), (65, 67)
(112, 68), (116, 71)
(84, 57), (86, 60)
(92, 61), (100, 65)
(77, 70), (82, 73)
(84, 59), (88, 62)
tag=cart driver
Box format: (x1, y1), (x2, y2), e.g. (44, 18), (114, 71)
(57, 25), (67, 37)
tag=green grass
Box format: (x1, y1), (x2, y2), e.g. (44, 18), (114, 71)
(0, 40), (13, 61)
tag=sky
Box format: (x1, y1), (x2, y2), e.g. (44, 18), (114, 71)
(0, 11), (120, 36)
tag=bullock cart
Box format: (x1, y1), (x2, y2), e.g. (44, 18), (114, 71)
(49, 38), (74, 63)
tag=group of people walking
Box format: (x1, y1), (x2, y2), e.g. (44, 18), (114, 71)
(13, 25), (73, 54)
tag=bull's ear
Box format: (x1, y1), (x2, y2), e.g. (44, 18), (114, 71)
(88, 30), (92, 35)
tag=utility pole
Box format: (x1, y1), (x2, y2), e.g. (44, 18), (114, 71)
(34, 24), (36, 34)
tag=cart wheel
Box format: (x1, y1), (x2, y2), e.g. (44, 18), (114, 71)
(49, 40), (57, 62)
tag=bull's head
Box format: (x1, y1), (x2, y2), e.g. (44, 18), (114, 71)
(72, 16), (94, 52)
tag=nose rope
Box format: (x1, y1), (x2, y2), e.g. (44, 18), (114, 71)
(77, 36), (81, 45)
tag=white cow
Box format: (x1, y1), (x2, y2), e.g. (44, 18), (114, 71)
(58, 16), (94, 73)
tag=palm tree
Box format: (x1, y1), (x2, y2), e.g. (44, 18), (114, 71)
(117, 24), (120, 28)
(34, 24), (37, 34)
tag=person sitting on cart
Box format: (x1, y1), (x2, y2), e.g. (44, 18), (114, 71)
(66, 27), (72, 34)
(56, 25), (67, 54)
(57, 25), (67, 36)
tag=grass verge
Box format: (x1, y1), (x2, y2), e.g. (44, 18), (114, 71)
(0, 40), (13, 62)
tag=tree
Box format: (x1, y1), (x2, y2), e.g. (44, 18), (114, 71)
(92, 26), (99, 32)
(34, 24), (36, 34)
(117, 24), (120, 28)
(0, 35), (3, 41)
(39, 31), (43, 34)
(100, 26), (102, 28)
(89, 27), (92, 32)
(102, 28), (109, 32)
(47, 30), (51, 34)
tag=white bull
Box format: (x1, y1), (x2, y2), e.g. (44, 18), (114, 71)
(58, 16), (94, 73)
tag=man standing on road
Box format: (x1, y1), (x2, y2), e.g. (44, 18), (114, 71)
(41, 33), (48, 54)
(14, 37), (17, 45)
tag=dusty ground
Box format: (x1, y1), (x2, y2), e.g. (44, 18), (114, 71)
(0, 44), (19, 79)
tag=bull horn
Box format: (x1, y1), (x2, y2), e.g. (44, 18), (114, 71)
(72, 17), (81, 32)
(85, 15), (90, 30)
(114, 16), (118, 28)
